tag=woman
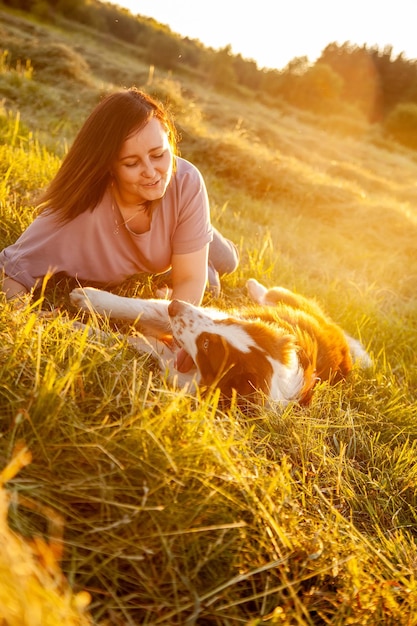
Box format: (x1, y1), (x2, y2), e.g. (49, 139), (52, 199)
(0, 88), (239, 306)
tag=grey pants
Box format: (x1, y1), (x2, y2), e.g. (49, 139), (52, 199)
(208, 228), (239, 276)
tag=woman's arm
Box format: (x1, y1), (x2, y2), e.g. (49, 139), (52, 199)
(170, 245), (209, 306)
(170, 246), (209, 373)
(1, 275), (29, 300)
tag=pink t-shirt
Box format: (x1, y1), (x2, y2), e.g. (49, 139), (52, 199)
(0, 158), (213, 290)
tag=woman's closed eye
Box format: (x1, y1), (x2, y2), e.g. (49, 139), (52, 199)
(151, 151), (167, 160)
(124, 153), (166, 167)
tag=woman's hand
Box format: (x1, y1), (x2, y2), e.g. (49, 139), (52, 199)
(175, 348), (195, 373)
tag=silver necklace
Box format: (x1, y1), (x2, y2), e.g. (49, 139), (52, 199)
(112, 198), (147, 235)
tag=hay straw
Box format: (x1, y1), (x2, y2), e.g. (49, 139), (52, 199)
(0, 445), (94, 626)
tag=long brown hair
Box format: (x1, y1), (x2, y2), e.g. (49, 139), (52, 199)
(37, 88), (178, 221)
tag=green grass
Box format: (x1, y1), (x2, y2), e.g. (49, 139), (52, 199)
(1, 6), (417, 625)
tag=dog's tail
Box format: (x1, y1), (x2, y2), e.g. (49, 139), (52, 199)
(344, 333), (373, 369)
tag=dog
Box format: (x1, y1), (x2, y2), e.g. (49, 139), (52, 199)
(69, 279), (371, 407)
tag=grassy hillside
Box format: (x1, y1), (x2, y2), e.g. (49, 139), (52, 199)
(1, 6), (417, 625)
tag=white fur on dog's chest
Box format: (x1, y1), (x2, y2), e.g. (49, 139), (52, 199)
(268, 351), (304, 405)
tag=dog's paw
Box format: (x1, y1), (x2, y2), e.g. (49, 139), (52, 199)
(246, 278), (268, 304)
(69, 287), (110, 313)
(70, 287), (94, 310)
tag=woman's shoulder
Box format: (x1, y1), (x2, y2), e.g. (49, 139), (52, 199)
(174, 156), (204, 181)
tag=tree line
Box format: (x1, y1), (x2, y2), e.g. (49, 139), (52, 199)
(3, 0), (417, 132)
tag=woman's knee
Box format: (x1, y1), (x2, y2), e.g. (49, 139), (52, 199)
(209, 229), (240, 275)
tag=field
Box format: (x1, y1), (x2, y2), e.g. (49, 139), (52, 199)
(1, 6), (417, 625)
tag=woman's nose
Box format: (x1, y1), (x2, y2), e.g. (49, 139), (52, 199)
(141, 158), (155, 177)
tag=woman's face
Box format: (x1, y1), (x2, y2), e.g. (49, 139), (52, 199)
(112, 117), (173, 205)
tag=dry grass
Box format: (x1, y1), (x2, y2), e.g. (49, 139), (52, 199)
(0, 446), (94, 625)
(1, 6), (417, 624)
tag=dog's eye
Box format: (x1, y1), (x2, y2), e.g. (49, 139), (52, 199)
(202, 337), (210, 352)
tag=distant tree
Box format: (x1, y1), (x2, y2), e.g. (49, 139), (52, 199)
(99, 5), (140, 43)
(370, 47), (417, 115)
(284, 56), (310, 75)
(179, 37), (203, 69)
(260, 68), (285, 99)
(384, 102), (417, 150)
(260, 57), (310, 101)
(2, 0), (32, 9)
(146, 29), (182, 70)
(302, 63), (343, 110)
(31, 0), (53, 20)
(56, 0), (84, 18)
(208, 45), (237, 89)
(233, 54), (262, 90)
(282, 62), (343, 113)
(319, 42), (384, 121)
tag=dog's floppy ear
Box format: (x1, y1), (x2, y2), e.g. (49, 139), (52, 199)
(196, 332), (271, 403)
(216, 367), (271, 406)
(196, 332), (230, 387)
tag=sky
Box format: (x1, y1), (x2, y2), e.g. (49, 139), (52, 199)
(110, 0), (417, 71)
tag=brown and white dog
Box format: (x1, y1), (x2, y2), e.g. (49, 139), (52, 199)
(70, 279), (371, 407)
